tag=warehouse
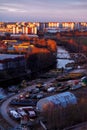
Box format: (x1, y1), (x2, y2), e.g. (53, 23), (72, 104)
(36, 92), (77, 112)
(0, 54), (26, 70)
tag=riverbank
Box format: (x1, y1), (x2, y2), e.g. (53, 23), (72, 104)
(57, 46), (74, 68)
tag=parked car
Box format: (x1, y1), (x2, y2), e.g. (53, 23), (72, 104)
(18, 106), (34, 110)
(25, 92), (30, 98)
(36, 84), (45, 90)
(22, 106), (37, 121)
(32, 88), (40, 94)
(17, 108), (28, 117)
(56, 85), (70, 92)
(47, 87), (55, 92)
(9, 109), (21, 120)
(70, 84), (82, 90)
(30, 94), (37, 99)
(28, 110), (36, 121)
(19, 93), (25, 100)
(36, 94), (44, 99)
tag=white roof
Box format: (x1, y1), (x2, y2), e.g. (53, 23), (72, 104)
(11, 34), (38, 37)
(47, 28), (58, 33)
(0, 54), (24, 60)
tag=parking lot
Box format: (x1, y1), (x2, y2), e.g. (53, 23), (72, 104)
(0, 68), (87, 130)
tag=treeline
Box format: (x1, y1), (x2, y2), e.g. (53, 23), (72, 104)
(41, 100), (87, 130)
(58, 37), (87, 55)
(56, 30), (87, 37)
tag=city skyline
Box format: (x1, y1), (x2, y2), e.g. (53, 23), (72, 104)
(0, 0), (87, 22)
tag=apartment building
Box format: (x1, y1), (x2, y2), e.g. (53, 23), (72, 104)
(0, 22), (38, 34)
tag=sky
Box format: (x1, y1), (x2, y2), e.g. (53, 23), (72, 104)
(0, 0), (87, 22)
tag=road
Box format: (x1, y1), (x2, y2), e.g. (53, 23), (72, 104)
(0, 94), (19, 127)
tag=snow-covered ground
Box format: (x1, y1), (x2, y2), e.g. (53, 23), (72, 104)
(57, 46), (74, 68)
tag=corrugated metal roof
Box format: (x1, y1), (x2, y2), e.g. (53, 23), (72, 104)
(36, 92), (77, 111)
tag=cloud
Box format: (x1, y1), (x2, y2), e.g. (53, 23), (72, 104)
(0, 6), (27, 13)
(0, 3), (27, 13)
(0, 0), (87, 22)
